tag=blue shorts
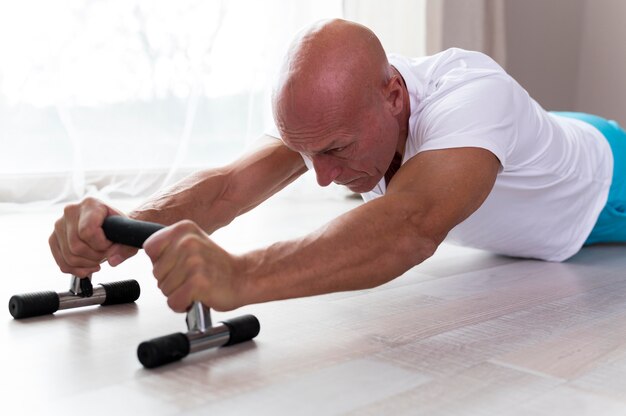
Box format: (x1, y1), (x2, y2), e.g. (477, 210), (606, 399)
(552, 112), (626, 245)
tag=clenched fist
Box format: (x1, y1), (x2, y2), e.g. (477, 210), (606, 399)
(143, 220), (245, 312)
(49, 197), (138, 277)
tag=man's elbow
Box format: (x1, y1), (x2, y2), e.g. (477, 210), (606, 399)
(395, 225), (441, 269)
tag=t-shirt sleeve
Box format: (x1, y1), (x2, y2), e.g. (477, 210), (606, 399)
(416, 75), (516, 169)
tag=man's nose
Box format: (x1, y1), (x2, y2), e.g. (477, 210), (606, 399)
(311, 155), (341, 187)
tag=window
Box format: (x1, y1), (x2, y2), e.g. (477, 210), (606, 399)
(0, 0), (343, 204)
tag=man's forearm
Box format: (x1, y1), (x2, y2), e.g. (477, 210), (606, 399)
(128, 138), (306, 234)
(128, 168), (237, 233)
(237, 193), (442, 306)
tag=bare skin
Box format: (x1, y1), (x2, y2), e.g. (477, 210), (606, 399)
(49, 19), (500, 312)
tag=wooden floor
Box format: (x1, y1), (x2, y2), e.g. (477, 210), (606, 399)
(3, 187), (626, 415)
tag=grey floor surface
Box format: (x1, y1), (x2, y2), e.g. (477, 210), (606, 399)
(3, 189), (626, 415)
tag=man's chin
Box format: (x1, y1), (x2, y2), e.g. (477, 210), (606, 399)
(345, 179), (376, 194)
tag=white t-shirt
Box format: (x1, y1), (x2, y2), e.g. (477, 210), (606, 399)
(269, 48), (613, 262)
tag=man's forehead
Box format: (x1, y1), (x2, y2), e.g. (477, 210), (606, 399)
(282, 129), (353, 155)
(275, 101), (367, 149)
(283, 134), (337, 154)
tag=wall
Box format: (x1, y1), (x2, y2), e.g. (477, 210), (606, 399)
(343, 0), (426, 57)
(426, 0), (626, 126)
(576, 0), (626, 125)
(504, 0), (585, 113)
(505, 0), (626, 125)
(426, 0), (507, 67)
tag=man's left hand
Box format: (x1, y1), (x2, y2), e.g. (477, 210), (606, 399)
(143, 220), (243, 312)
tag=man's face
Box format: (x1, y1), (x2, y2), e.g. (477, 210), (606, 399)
(281, 105), (398, 194)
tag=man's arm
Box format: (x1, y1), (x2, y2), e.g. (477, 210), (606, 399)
(237, 147), (500, 306)
(49, 135), (306, 277)
(143, 147), (500, 312)
(131, 136), (307, 232)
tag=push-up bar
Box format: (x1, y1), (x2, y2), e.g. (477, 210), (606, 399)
(9, 273), (139, 319)
(8, 216), (260, 369)
(101, 216), (260, 368)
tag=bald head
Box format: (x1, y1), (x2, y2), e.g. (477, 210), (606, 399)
(272, 19), (393, 144)
(271, 19), (410, 193)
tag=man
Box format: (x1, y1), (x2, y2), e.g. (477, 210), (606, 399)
(49, 19), (624, 314)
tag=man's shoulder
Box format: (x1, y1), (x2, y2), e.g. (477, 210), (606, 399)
(389, 48), (506, 81)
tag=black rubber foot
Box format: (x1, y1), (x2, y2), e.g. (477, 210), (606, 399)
(221, 314), (261, 346)
(137, 332), (190, 369)
(9, 291), (60, 319)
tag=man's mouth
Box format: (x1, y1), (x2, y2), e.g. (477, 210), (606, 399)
(336, 177), (360, 186)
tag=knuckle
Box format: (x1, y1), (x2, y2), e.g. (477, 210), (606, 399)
(167, 297), (182, 312)
(185, 255), (205, 272)
(178, 234), (201, 251)
(54, 218), (64, 234)
(152, 266), (165, 283)
(50, 243), (64, 265)
(179, 219), (196, 228)
(82, 196), (99, 207)
(77, 223), (99, 243)
(63, 203), (79, 216)
(176, 219), (200, 234)
(67, 235), (84, 256)
(48, 233), (57, 249)
(158, 283), (169, 296)
(189, 271), (209, 291)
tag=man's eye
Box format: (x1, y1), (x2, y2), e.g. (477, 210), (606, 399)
(333, 146), (346, 153)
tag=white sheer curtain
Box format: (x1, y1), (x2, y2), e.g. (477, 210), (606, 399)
(0, 0), (343, 210)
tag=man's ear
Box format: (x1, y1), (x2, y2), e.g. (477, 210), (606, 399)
(384, 75), (404, 116)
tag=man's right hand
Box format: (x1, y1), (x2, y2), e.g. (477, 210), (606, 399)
(49, 197), (139, 277)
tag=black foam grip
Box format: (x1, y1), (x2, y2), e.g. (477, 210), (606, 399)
(137, 332), (190, 369)
(221, 314), (261, 346)
(9, 291), (60, 319)
(100, 280), (141, 306)
(102, 216), (164, 248)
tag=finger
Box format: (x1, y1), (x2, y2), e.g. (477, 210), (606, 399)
(144, 226), (187, 296)
(143, 219), (202, 264)
(166, 281), (196, 313)
(153, 249), (188, 296)
(145, 220), (207, 299)
(77, 203), (113, 252)
(49, 231), (65, 270)
(55, 217), (107, 268)
(156, 246), (210, 297)
(62, 206), (109, 263)
(106, 244), (139, 267)
(143, 227), (174, 265)
(152, 231), (207, 295)
(49, 232), (101, 276)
